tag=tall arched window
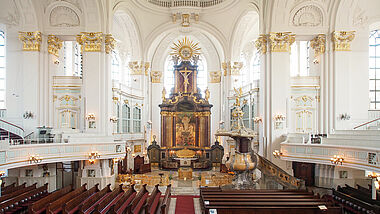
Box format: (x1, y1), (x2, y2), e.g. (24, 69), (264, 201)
(0, 30), (5, 109)
(251, 52), (261, 81)
(369, 30), (380, 109)
(64, 41), (82, 77)
(111, 51), (120, 81)
(122, 104), (131, 133)
(164, 55), (208, 96)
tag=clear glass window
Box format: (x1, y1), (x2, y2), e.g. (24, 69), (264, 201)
(369, 30), (380, 109)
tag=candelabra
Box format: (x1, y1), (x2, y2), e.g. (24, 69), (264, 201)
(23, 111), (34, 119)
(330, 155), (344, 165)
(253, 117), (262, 123)
(110, 116), (118, 123)
(273, 114), (285, 121)
(86, 113), (96, 120)
(29, 154), (42, 164)
(339, 113), (351, 120)
(272, 150), (282, 158)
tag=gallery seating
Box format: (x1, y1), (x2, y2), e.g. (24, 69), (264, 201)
(200, 187), (342, 214)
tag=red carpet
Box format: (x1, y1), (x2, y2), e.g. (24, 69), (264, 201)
(174, 195), (198, 214)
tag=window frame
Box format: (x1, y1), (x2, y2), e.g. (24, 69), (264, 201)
(369, 30), (380, 109)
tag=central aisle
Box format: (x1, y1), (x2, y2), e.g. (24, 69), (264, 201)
(174, 195), (196, 214)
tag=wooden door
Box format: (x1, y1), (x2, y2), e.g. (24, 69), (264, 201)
(292, 162), (315, 186)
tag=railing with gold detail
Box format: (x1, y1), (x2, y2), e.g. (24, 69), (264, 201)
(257, 154), (305, 189)
(146, 0), (225, 8)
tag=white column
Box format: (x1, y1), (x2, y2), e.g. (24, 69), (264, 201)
(372, 178), (377, 200)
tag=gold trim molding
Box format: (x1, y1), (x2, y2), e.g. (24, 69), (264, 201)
(47, 35), (63, 57)
(209, 71), (221, 83)
(76, 32), (103, 52)
(255, 34), (267, 54)
(268, 32), (295, 52)
(332, 31), (355, 51)
(222, 62), (243, 76)
(151, 71), (162, 83)
(310, 34), (325, 57)
(105, 34), (115, 54)
(129, 61), (150, 75)
(19, 31), (42, 51)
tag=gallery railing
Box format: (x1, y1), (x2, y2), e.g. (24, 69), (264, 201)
(146, 0), (225, 8)
(353, 117), (380, 130)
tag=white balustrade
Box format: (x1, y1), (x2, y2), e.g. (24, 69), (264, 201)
(146, 0), (224, 8)
(0, 119), (24, 139)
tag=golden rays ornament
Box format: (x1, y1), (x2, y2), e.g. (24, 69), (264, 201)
(170, 37), (201, 60)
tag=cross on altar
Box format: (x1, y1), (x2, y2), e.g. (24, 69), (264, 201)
(179, 68), (193, 93)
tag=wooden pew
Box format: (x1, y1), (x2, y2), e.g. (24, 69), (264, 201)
(0, 183), (36, 203)
(0, 183), (16, 195)
(0, 183), (48, 213)
(29, 184), (73, 214)
(62, 184), (99, 214)
(2, 183), (26, 196)
(108, 185), (137, 214)
(143, 184), (161, 214)
(46, 183), (87, 214)
(78, 184), (111, 214)
(92, 184), (124, 214)
(333, 188), (380, 214)
(159, 184), (171, 214)
(338, 185), (380, 206)
(126, 184), (149, 214)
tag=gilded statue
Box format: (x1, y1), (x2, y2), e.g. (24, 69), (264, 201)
(233, 87), (243, 106)
(205, 88), (210, 101)
(162, 88), (166, 102)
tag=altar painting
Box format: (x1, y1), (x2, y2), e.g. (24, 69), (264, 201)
(175, 113), (196, 147)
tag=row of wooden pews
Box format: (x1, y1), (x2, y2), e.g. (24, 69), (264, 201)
(331, 184), (380, 214)
(200, 187), (342, 214)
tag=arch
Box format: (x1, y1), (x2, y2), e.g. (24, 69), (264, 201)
(45, 1), (83, 29)
(289, 2), (326, 28)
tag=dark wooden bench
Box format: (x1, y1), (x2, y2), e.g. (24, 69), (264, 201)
(46, 183), (87, 214)
(126, 184), (149, 214)
(1, 183), (16, 196)
(92, 184), (124, 214)
(108, 184), (137, 214)
(143, 184), (161, 214)
(0, 183), (36, 203)
(158, 184), (171, 214)
(78, 184), (111, 214)
(29, 184), (73, 214)
(0, 183), (48, 213)
(62, 183), (99, 214)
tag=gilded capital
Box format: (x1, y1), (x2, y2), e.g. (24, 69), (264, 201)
(151, 70), (162, 83)
(129, 61), (150, 75)
(76, 32), (103, 52)
(19, 31), (42, 51)
(332, 31), (355, 51)
(209, 71), (221, 83)
(268, 32), (295, 52)
(47, 35), (63, 57)
(222, 61), (243, 76)
(104, 34), (116, 54)
(255, 34), (268, 54)
(310, 34), (326, 57)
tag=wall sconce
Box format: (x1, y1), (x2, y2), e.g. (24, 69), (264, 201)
(110, 116), (118, 123)
(254, 117), (262, 123)
(86, 113), (96, 120)
(113, 157), (124, 164)
(88, 151), (100, 164)
(0, 171), (5, 177)
(331, 155), (344, 165)
(29, 154), (42, 164)
(272, 150), (282, 158)
(53, 58), (60, 65)
(339, 113), (351, 121)
(273, 114), (285, 121)
(126, 147), (132, 153)
(23, 111), (34, 119)
(368, 172), (380, 189)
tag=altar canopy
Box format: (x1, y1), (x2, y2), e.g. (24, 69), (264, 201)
(159, 37), (213, 148)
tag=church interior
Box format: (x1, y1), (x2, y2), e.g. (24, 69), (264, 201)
(0, 0), (379, 213)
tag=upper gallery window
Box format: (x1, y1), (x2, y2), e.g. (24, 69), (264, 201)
(0, 30), (5, 109)
(111, 50), (120, 81)
(164, 55), (207, 96)
(290, 41), (310, 77)
(369, 30), (380, 109)
(63, 41), (83, 77)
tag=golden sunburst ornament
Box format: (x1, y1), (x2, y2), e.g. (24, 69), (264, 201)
(170, 37), (201, 60)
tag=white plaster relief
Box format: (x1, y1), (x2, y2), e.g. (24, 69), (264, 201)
(50, 6), (80, 27)
(292, 5), (323, 27)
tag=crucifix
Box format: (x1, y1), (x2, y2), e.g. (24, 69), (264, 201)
(179, 67), (193, 93)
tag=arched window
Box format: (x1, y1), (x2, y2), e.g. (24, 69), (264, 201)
(290, 41), (310, 76)
(0, 30), (5, 109)
(369, 30), (380, 109)
(251, 52), (260, 81)
(64, 41), (82, 77)
(164, 55), (208, 96)
(133, 107), (141, 133)
(122, 104), (131, 133)
(111, 51), (120, 81)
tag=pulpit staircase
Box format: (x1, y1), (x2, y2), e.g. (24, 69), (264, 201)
(256, 154), (305, 190)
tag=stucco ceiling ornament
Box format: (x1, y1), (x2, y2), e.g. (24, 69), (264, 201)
(268, 32), (295, 52)
(151, 71), (162, 83)
(209, 71), (222, 83)
(255, 34), (267, 55)
(292, 5), (323, 27)
(331, 31), (355, 51)
(47, 35), (63, 57)
(76, 32), (103, 52)
(19, 31), (42, 51)
(50, 6), (80, 27)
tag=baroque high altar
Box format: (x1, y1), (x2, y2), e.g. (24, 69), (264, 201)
(148, 37), (223, 170)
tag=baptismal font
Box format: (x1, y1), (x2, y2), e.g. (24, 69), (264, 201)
(216, 88), (258, 189)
